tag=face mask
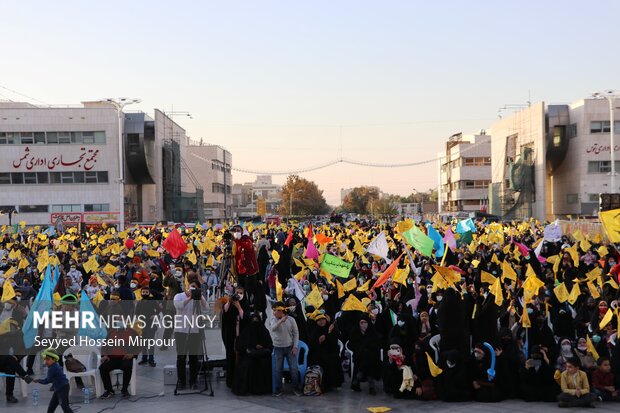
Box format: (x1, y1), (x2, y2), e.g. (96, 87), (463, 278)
(426, 287), (433, 294)
(577, 345), (587, 352)
(237, 294), (244, 301)
(371, 308), (379, 315)
(15, 296), (21, 301)
(4, 303), (12, 311)
(561, 344), (572, 352)
(527, 308), (534, 314)
(599, 307), (608, 315)
(233, 232), (242, 240)
(322, 294), (328, 301)
(610, 261), (616, 266)
(474, 352), (484, 361)
(130, 282), (137, 289)
(446, 360), (456, 369)
(397, 320), (405, 327)
(592, 335), (601, 344)
(436, 295), (443, 302)
(483, 292), (488, 299)
(407, 279), (413, 285)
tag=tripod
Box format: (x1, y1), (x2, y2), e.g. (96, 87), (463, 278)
(174, 300), (214, 397)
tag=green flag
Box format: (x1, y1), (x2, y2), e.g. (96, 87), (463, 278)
(403, 226), (434, 257)
(457, 230), (473, 247)
(320, 254), (354, 278)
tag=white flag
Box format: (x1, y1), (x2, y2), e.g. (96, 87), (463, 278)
(366, 232), (392, 263)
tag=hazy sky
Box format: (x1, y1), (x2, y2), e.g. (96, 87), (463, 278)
(2, 1), (619, 205)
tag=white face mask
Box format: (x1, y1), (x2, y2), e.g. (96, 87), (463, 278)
(397, 320), (405, 327)
(4, 303), (13, 311)
(561, 344), (572, 352)
(130, 282), (137, 289)
(436, 295), (443, 302)
(322, 294), (328, 301)
(371, 308), (379, 315)
(233, 232), (242, 240)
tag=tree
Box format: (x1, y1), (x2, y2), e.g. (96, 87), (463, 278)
(279, 175), (330, 216)
(373, 194), (400, 216)
(341, 186), (381, 214)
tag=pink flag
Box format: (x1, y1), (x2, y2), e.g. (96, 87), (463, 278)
(444, 227), (457, 251)
(513, 241), (530, 257)
(305, 239), (319, 260)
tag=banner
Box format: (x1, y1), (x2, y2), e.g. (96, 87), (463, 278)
(543, 223), (562, 242)
(320, 254), (354, 278)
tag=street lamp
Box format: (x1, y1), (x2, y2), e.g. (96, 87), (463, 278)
(592, 90), (619, 193)
(1, 208), (17, 227)
(98, 98), (141, 231)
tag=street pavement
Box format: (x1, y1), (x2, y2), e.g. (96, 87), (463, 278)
(2, 329), (618, 413)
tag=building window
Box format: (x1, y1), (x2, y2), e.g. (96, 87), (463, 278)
(589, 193), (600, 202)
(3, 171), (109, 184)
(0, 131), (106, 144)
(61, 172), (74, 183)
(588, 160), (620, 173)
(0, 205), (16, 213)
(568, 123), (577, 139)
(566, 194), (578, 204)
(23, 172), (37, 184)
(11, 173), (23, 184)
(97, 172), (108, 183)
(84, 203), (110, 212)
(0, 173), (10, 185)
(590, 121), (620, 134)
(37, 172), (48, 183)
(19, 205), (49, 213)
(51, 204), (81, 213)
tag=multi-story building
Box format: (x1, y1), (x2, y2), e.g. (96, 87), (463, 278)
(488, 97), (619, 220)
(0, 101), (203, 226)
(182, 142), (232, 223)
(437, 132), (492, 213)
(232, 175), (281, 218)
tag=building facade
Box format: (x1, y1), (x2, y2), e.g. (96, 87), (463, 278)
(231, 175), (281, 218)
(0, 101), (204, 226)
(438, 133), (492, 213)
(182, 142), (232, 222)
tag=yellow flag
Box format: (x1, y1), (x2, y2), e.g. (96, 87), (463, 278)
(597, 246), (609, 257)
(96, 275), (108, 286)
(587, 281), (600, 299)
(586, 336), (600, 361)
(572, 229), (584, 242)
(426, 352), (443, 377)
(599, 308), (614, 329)
(186, 250), (197, 265)
(481, 271), (497, 285)
(599, 209), (620, 242)
(567, 283), (581, 305)
(392, 268), (408, 286)
(92, 290), (104, 307)
(580, 239), (592, 252)
(1, 281), (16, 302)
(305, 288), (324, 309)
(83, 256), (99, 274)
(103, 263), (118, 276)
(271, 250), (280, 265)
(127, 249), (134, 259)
(553, 283), (569, 303)
(341, 294), (368, 312)
(471, 259), (480, 268)
(17, 258), (28, 270)
(357, 279), (370, 292)
(501, 260), (517, 281)
(336, 280), (345, 299)
(343, 278), (357, 292)
(276, 278), (283, 301)
(521, 306), (531, 328)
(4, 266), (16, 280)
(566, 244), (580, 267)
(367, 407), (392, 413)
(146, 249), (160, 257)
(586, 267), (602, 282)
(206, 255), (215, 267)
(491, 254), (501, 265)
(489, 277), (503, 306)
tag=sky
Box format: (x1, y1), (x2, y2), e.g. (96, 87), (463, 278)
(2, 1), (620, 206)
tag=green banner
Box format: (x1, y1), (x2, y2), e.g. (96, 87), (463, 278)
(320, 254), (354, 278)
(403, 226), (434, 257)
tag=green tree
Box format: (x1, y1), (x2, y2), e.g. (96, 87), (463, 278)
(373, 194), (400, 216)
(279, 175), (330, 216)
(341, 186), (381, 214)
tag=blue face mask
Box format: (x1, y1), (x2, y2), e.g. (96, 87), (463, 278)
(527, 308), (534, 314)
(592, 335), (601, 344)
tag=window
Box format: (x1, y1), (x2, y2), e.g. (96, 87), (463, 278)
(73, 172), (85, 183)
(23, 172), (37, 184)
(588, 160), (620, 173)
(94, 132), (106, 143)
(37, 172), (48, 184)
(0, 173), (10, 185)
(51, 204), (81, 213)
(97, 171), (108, 183)
(50, 172), (61, 184)
(34, 132), (46, 144)
(84, 203), (110, 212)
(71, 132), (83, 144)
(566, 194), (578, 204)
(57, 132), (71, 144)
(11, 173), (23, 184)
(212, 183), (227, 193)
(82, 132), (95, 144)
(568, 123), (577, 139)
(0, 205), (16, 213)
(589, 193), (600, 202)
(85, 172), (98, 183)
(0, 131), (106, 144)
(19, 132), (34, 144)
(46, 132), (58, 143)
(590, 121), (620, 133)
(19, 205), (49, 213)
(61, 172), (74, 183)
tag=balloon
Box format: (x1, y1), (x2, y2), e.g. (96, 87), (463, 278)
(125, 238), (135, 249)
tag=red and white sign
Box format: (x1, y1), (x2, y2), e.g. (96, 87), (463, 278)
(50, 212), (121, 224)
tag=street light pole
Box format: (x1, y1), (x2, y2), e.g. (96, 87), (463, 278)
(593, 90), (619, 193)
(99, 98), (141, 231)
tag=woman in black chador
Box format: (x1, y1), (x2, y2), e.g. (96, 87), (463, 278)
(232, 312), (273, 395)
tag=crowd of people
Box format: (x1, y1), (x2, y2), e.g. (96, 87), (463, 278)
(0, 216), (619, 409)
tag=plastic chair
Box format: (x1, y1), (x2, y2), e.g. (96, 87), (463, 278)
(337, 339), (344, 357)
(429, 334), (441, 363)
(62, 346), (102, 397)
(344, 341), (354, 378)
(271, 340), (309, 392)
(108, 358), (137, 396)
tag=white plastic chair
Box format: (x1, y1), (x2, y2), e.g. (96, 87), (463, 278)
(345, 341), (354, 378)
(429, 334), (441, 363)
(62, 346), (102, 397)
(108, 358), (137, 396)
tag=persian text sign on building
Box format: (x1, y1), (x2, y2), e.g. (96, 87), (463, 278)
(12, 146), (100, 171)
